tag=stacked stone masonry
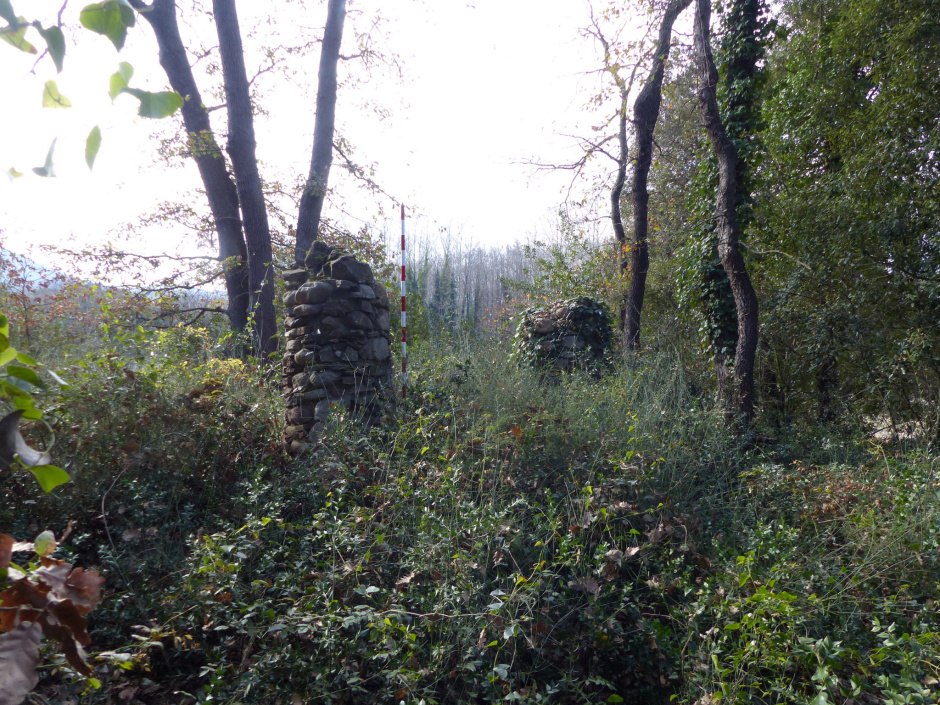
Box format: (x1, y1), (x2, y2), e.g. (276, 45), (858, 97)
(512, 297), (613, 374)
(282, 242), (393, 455)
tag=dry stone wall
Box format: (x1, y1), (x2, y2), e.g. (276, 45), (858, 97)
(511, 296), (613, 374)
(282, 241), (393, 455)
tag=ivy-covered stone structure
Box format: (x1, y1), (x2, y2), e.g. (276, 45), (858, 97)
(281, 242), (393, 455)
(511, 297), (614, 374)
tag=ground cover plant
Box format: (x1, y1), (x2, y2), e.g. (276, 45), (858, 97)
(2, 318), (937, 704)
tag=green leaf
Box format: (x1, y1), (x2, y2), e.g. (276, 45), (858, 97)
(108, 61), (132, 99)
(6, 365), (44, 388)
(80, 0), (135, 51)
(0, 17), (36, 53)
(85, 125), (102, 170)
(119, 87), (183, 118)
(0, 315), (7, 338)
(0, 347), (17, 367)
(35, 23), (65, 72)
(14, 400), (41, 421)
(724, 622), (742, 631)
(0, 0), (15, 24)
(42, 80), (71, 108)
(28, 465), (70, 493)
(32, 138), (56, 177)
(608, 696), (625, 703)
(14, 352), (36, 366)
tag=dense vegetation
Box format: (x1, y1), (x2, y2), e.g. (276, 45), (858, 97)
(2, 0), (939, 703)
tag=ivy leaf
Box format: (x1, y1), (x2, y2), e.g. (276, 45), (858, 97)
(28, 465), (70, 493)
(42, 80), (71, 108)
(32, 138), (56, 177)
(0, 16), (37, 53)
(34, 23), (65, 72)
(79, 0), (136, 51)
(108, 61), (133, 99)
(85, 126), (102, 170)
(119, 87), (183, 118)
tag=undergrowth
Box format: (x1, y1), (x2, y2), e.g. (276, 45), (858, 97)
(3, 332), (938, 704)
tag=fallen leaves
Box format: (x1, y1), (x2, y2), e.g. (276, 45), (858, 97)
(0, 532), (104, 686)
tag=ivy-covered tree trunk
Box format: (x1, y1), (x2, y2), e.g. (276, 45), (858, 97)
(625, 0), (692, 350)
(131, 0), (250, 333)
(213, 0), (277, 359)
(693, 0), (760, 423)
(294, 0), (346, 265)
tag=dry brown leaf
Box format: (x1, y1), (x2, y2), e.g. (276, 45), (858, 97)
(568, 577), (600, 596)
(0, 622), (42, 705)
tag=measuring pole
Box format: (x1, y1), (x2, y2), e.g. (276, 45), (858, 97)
(400, 204), (407, 399)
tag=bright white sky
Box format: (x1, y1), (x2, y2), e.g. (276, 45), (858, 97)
(0, 0), (629, 268)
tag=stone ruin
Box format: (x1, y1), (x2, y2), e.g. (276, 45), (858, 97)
(282, 241), (393, 455)
(511, 296), (613, 374)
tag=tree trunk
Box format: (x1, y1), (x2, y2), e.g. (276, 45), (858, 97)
(625, 0), (692, 350)
(132, 0), (250, 332)
(610, 97), (629, 338)
(213, 0), (277, 359)
(294, 0), (346, 264)
(693, 0), (760, 423)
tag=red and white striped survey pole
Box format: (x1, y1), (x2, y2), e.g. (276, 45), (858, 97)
(400, 204), (407, 399)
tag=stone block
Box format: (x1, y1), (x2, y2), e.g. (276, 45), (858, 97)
(303, 240), (334, 271)
(283, 269), (309, 286)
(294, 349), (316, 366)
(322, 299), (353, 317)
(285, 424), (307, 440)
(287, 405), (317, 423)
(311, 370), (342, 388)
(373, 282), (390, 308)
(352, 284), (376, 299)
(293, 304), (323, 317)
(362, 337), (390, 361)
(346, 311), (374, 330)
(338, 347), (359, 362)
(326, 255), (373, 284)
(295, 280), (336, 305)
(314, 399), (332, 421)
(320, 316), (345, 334)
